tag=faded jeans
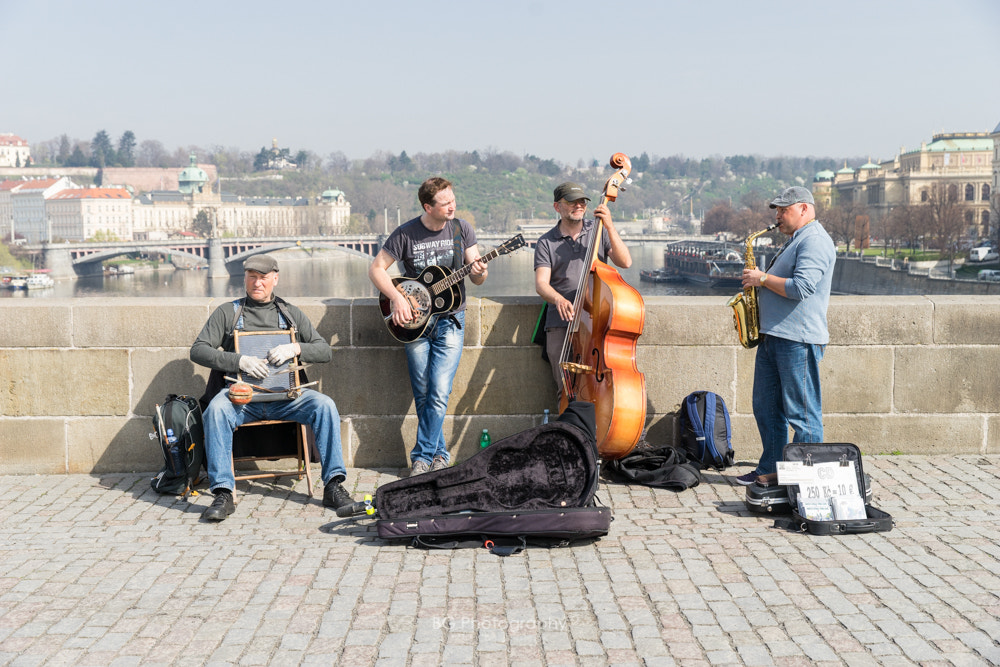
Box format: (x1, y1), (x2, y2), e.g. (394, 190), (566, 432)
(405, 311), (464, 465)
(203, 389), (345, 492)
(751, 334), (825, 475)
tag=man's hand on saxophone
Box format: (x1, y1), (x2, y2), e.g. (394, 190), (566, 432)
(743, 267), (786, 297)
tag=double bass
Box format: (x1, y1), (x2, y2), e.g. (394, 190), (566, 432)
(558, 153), (646, 459)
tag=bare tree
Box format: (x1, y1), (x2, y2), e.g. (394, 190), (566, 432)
(923, 181), (966, 272)
(137, 140), (170, 168)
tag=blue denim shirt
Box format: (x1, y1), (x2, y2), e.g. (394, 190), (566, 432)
(758, 220), (836, 345)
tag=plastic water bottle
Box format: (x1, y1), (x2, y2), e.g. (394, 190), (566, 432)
(166, 429), (184, 474)
(542, 409), (550, 424)
(479, 429), (491, 448)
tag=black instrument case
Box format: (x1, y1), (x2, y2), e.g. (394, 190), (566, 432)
(374, 402), (611, 544)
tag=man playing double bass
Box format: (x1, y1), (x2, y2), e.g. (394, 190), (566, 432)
(534, 182), (633, 401)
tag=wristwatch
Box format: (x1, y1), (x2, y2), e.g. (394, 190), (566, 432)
(760, 273), (768, 285)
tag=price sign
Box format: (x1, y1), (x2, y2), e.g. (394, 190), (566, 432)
(798, 461), (859, 501)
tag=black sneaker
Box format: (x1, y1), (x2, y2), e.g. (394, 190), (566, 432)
(734, 472), (759, 486)
(323, 479), (353, 510)
(203, 490), (235, 521)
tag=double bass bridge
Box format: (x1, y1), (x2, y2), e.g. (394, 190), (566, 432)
(560, 361), (595, 375)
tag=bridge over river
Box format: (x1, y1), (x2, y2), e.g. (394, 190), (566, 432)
(23, 232), (679, 279)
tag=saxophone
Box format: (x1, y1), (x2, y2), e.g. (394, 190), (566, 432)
(726, 223), (778, 348)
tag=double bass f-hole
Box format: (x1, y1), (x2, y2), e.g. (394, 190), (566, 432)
(591, 348), (604, 382)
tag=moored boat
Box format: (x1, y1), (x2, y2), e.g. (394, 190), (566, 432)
(25, 274), (55, 289)
(663, 240), (745, 287)
(639, 267), (683, 283)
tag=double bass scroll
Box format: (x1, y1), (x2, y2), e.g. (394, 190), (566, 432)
(558, 153), (647, 460)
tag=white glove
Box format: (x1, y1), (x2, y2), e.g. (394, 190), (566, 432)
(239, 355), (270, 380)
(267, 343), (300, 366)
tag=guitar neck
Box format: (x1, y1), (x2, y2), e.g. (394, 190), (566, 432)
(431, 246), (503, 294)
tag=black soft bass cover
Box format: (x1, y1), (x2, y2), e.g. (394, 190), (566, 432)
(375, 402), (599, 520)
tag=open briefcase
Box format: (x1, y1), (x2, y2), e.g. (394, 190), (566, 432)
(373, 402), (611, 553)
(772, 442), (893, 535)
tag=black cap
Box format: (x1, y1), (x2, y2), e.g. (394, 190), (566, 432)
(553, 182), (590, 203)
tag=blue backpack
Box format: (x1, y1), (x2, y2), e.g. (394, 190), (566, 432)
(678, 391), (734, 471)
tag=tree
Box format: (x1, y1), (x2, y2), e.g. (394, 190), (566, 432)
(703, 203), (736, 236)
(192, 209), (214, 237)
(90, 130), (115, 168)
(253, 148), (270, 171)
(66, 145), (88, 167)
(118, 131), (136, 167)
(294, 150), (309, 170)
(885, 204), (929, 256)
(923, 181), (966, 271)
(137, 139), (170, 168)
(57, 135), (71, 165)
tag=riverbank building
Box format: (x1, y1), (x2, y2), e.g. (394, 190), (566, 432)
(812, 130), (995, 240)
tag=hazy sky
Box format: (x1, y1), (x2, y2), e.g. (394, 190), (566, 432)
(3, 0), (999, 166)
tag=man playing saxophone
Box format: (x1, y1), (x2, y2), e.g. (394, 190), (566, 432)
(734, 186), (836, 485)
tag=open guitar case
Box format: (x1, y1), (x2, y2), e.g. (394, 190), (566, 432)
(374, 401), (611, 555)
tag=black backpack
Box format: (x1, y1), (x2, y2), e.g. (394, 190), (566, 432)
(678, 391), (735, 470)
(150, 394), (206, 496)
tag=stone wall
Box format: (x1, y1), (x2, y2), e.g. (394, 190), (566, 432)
(2, 295), (998, 475)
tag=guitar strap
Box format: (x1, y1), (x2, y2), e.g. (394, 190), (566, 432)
(451, 220), (463, 270)
(447, 220), (463, 330)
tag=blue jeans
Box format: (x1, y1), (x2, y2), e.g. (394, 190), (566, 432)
(404, 311), (464, 465)
(751, 335), (825, 475)
(203, 389), (345, 492)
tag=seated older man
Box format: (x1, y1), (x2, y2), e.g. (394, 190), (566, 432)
(190, 254), (353, 521)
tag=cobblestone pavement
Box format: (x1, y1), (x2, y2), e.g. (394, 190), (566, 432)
(2, 455), (999, 666)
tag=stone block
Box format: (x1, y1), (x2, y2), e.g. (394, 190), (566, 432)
(73, 298), (210, 348)
(449, 347), (553, 415)
(0, 300), (73, 347)
(352, 296), (404, 347)
(0, 349), (130, 416)
(988, 416), (1000, 454)
(131, 349), (209, 416)
(325, 347), (413, 416)
(643, 297), (736, 347)
(928, 296), (1000, 345)
(822, 346), (892, 413)
(303, 298), (351, 347)
(479, 297), (543, 347)
(828, 296), (932, 345)
(639, 346), (735, 415)
(0, 419), (66, 474)
(895, 347), (1000, 413)
(824, 414), (984, 455)
(68, 417), (160, 473)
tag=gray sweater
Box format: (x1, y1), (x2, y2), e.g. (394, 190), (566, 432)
(189, 295), (332, 373)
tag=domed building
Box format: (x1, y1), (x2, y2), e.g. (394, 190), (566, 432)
(812, 169), (835, 207)
(821, 133), (994, 239)
(178, 154), (209, 196)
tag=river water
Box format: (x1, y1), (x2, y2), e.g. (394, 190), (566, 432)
(2, 244), (731, 300)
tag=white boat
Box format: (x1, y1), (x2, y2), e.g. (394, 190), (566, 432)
(7, 275), (29, 289)
(25, 274), (55, 289)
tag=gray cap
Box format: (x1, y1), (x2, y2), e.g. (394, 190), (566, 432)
(553, 182), (590, 203)
(243, 254), (279, 274)
(769, 186), (815, 209)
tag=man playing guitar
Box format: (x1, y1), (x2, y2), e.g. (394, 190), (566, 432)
(368, 177), (488, 476)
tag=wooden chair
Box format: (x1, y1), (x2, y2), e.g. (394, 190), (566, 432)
(229, 329), (316, 495)
(231, 419), (315, 496)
